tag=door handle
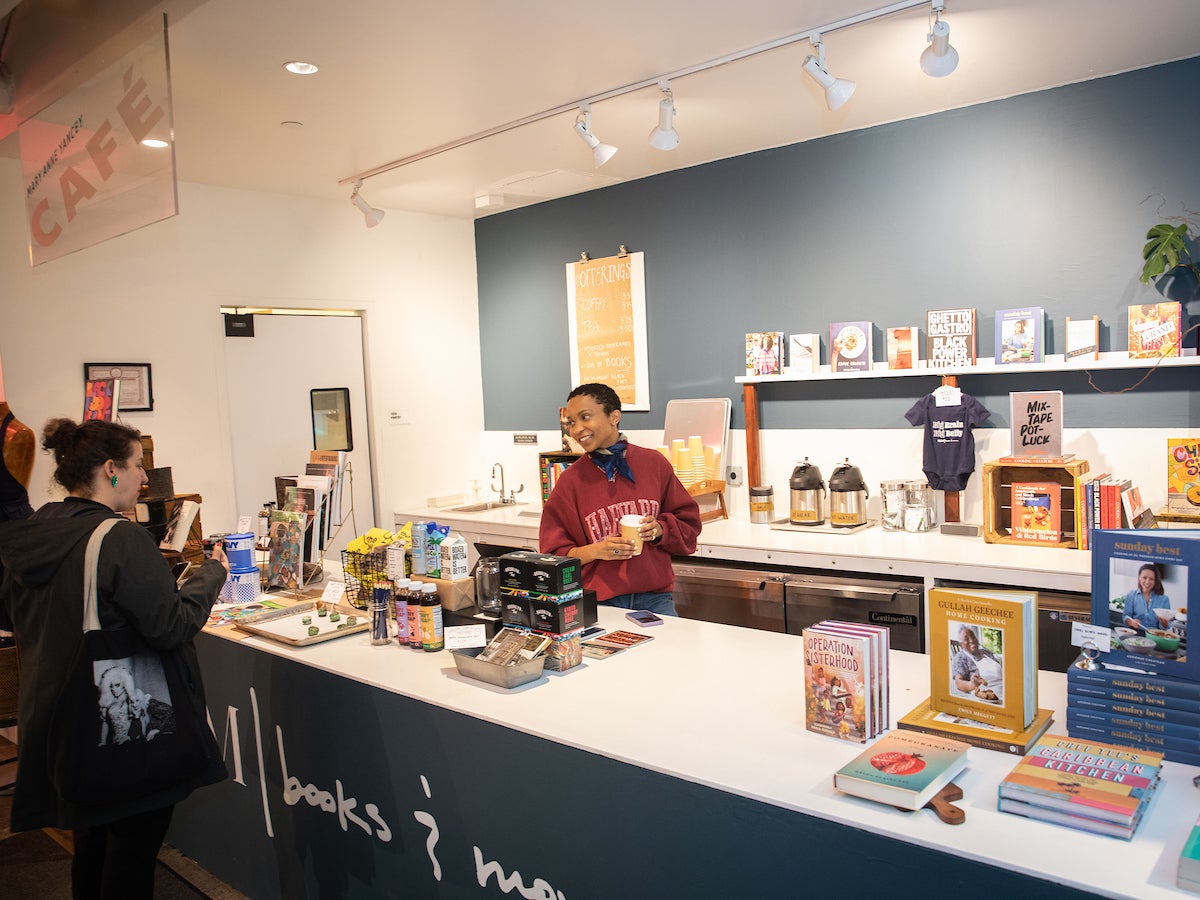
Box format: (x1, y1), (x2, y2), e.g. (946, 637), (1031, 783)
(786, 583), (917, 603)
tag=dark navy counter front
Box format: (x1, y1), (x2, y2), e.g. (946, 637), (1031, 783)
(168, 610), (1192, 899)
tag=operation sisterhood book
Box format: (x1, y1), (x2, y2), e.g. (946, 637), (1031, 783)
(803, 625), (872, 742)
(928, 587), (1038, 732)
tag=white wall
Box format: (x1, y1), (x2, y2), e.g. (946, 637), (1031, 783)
(0, 157), (487, 536)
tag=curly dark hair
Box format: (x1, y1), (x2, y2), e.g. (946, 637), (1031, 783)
(42, 418), (142, 494)
(567, 383), (622, 415)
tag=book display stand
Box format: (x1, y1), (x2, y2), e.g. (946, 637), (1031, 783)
(917, 782), (966, 825)
(982, 458), (1089, 548)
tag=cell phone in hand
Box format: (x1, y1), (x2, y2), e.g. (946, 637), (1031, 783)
(626, 609), (663, 627)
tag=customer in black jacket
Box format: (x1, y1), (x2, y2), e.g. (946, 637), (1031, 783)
(0, 418), (229, 899)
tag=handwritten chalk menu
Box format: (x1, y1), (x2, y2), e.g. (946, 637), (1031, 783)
(1008, 390), (1064, 458)
(566, 252), (649, 411)
(925, 307), (977, 369)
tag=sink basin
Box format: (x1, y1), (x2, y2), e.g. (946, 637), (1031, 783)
(446, 501), (526, 513)
(517, 510), (542, 519)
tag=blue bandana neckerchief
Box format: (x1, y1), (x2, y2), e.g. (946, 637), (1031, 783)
(590, 436), (635, 484)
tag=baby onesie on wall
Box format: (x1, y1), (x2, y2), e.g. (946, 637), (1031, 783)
(904, 392), (991, 491)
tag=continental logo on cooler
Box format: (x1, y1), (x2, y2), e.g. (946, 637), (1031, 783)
(868, 612), (916, 627)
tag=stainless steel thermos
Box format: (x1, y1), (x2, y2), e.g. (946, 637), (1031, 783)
(828, 458), (869, 527)
(789, 458), (826, 525)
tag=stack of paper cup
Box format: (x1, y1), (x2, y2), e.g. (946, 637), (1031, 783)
(221, 532), (260, 603)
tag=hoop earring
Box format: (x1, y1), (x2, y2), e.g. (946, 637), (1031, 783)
(111, 475), (118, 487)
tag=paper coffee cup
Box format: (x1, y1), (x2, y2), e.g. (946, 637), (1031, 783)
(619, 514), (645, 556)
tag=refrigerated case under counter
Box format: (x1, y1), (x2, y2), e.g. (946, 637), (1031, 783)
(672, 558), (924, 651)
(670, 559), (787, 633)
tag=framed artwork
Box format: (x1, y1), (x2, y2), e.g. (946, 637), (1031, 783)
(83, 363), (154, 411)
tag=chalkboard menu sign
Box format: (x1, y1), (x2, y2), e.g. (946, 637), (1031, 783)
(565, 251), (649, 410)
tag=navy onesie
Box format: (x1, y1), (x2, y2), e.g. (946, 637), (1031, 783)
(904, 392), (991, 491)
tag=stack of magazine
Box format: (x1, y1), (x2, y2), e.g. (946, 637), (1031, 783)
(997, 733), (1162, 840)
(802, 620), (889, 742)
(1179, 813), (1200, 893)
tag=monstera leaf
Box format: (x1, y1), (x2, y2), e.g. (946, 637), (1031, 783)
(1141, 222), (1193, 284)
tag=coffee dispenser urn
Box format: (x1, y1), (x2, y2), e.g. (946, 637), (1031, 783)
(828, 458), (870, 527)
(788, 458), (826, 525)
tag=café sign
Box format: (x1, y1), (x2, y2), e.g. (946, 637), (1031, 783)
(20, 18), (176, 266)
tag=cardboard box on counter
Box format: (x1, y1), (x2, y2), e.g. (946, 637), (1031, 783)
(500, 588), (532, 628)
(421, 575), (475, 611)
(499, 551), (581, 594)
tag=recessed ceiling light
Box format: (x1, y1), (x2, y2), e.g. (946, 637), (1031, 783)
(283, 61), (319, 75)
(141, 138), (169, 148)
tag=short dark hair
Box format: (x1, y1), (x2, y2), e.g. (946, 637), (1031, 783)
(568, 383), (622, 415)
(42, 418), (142, 494)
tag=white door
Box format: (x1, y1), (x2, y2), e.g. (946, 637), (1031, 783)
(222, 313), (375, 559)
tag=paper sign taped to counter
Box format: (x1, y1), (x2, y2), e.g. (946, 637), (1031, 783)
(445, 625), (488, 650)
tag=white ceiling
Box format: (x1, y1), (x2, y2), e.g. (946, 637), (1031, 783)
(12, 0), (1200, 220)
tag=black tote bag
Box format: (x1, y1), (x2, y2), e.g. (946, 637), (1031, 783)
(46, 518), (223, 806)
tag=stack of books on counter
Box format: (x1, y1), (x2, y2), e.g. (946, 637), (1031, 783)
(997, 733), (1162, 840)
(898, 697), (1054, 756)
(802, 620), (890, 743)
(1066, 665), (1200, 766)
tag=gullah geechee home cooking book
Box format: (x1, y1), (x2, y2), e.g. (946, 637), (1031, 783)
(928, 587), (1038, 732)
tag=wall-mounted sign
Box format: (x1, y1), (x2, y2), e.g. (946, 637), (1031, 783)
(565, 251), (649, 411)
(20, 16), (176, 266)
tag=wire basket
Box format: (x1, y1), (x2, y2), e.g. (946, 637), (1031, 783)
(341, 549), (388, 610)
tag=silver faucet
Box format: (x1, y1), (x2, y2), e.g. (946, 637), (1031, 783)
(491, 463), (524, 504)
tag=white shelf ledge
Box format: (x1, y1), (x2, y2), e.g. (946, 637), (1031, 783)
(735, 351), (1200, 384)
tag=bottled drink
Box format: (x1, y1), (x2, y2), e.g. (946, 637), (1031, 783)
(407, 581), (424, 649)
(410, 521), (428, 575)
(419, 583), (444, 652)
(393, 578), (411, 646)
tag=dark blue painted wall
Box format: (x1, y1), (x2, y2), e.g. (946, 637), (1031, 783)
(476, 58), (1200, 432)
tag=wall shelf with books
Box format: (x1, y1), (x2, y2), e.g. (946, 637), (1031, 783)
(735, 350), (1200, 385)
(538, 451), (581, 506)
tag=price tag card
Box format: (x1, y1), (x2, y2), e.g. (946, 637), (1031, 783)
(445, 625), (488, 650)
(236, 515), (254, 534)
(321, 581), (347, 605)
(1071, 622), (1111, 651)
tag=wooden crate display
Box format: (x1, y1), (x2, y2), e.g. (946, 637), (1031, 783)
(982, 459), (1089, 548)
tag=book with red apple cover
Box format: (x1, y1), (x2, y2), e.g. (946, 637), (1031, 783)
(997, 733), (1162, 827)
(833, 729), (969, 810)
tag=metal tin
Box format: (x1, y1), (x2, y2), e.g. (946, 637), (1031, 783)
(749, 485), (774, 524)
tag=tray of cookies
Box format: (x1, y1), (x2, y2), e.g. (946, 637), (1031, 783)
(233, 600), (370, 646)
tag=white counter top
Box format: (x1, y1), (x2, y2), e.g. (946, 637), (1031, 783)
(214, 608), (1195, 899)
(398, 505), (1092, 593)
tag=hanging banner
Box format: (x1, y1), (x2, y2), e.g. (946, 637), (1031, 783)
(20, 16), (176, 266)
(565, 251), (649, 411)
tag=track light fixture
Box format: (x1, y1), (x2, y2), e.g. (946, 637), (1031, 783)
(573, 105), (618, 167)
(920, 0), (959, 77)
(648, 81), (680, 151)
(350, 180), (385, 228)
(802, 38), (856, 111)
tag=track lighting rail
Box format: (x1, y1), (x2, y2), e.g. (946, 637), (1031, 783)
(338, 0), (932, 187)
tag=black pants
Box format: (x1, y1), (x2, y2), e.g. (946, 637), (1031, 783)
(71, 805), (174, 900)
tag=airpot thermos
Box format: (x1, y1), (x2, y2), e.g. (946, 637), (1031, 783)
(828, 457), (869, 527)
(789, 458), (826, 525)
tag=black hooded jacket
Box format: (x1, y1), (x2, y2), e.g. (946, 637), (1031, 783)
(0, 497), (227, 830)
